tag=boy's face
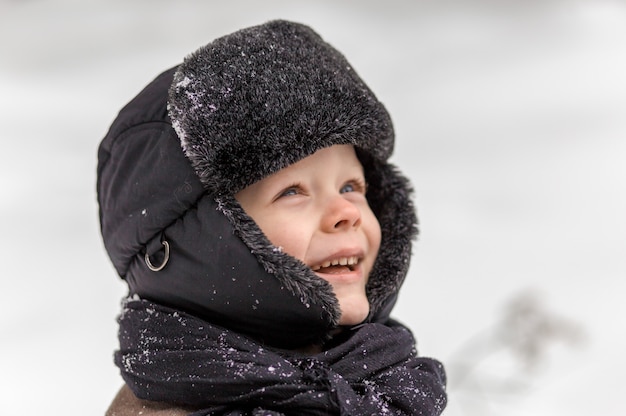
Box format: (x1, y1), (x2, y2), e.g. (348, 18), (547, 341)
(235, 145), (381, 326)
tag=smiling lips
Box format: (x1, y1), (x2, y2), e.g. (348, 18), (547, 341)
(311, 256), (359, 273)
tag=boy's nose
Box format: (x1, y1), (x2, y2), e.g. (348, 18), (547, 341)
(322, 195), (362, 232)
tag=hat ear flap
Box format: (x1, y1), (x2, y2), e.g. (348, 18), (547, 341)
(357, 149), (418, 321)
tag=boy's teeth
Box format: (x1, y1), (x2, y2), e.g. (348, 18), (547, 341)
(312, 256), (358, 271)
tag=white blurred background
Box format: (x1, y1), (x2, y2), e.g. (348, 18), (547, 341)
(1, 0), (624, 414)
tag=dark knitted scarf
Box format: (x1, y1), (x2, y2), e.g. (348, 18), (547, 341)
(115, 299), (446, 415)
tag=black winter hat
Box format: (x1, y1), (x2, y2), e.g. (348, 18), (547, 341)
(98, 20), (417, 349)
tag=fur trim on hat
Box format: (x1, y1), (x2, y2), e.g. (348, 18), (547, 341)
(168, 20), (394, 195)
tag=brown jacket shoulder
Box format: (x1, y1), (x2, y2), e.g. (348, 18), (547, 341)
(106, 384), (196, 416)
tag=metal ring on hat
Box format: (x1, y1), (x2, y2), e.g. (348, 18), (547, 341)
(145, 240), (170, 272)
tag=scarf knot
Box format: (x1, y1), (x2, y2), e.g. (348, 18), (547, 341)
(294, 357), (354, 411)
(297, 358), (331, 384)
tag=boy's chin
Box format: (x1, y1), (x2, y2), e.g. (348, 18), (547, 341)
(337, 296), (370, 326)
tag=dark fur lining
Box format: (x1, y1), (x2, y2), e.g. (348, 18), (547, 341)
(216, 195), (341, 325)
(361, 157), (418, 316)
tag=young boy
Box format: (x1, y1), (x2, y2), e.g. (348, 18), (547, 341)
(99, 20), (446, 415)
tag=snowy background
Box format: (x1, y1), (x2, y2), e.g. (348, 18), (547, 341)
(1, 0), (624, 414)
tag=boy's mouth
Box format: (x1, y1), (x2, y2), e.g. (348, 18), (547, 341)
(311, 256), (359, 274)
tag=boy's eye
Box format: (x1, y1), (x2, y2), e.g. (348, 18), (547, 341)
(277, 185), (301, 199)
(281, 187), (298, 197)
(340, 183), (355, 193)
(340, 179), (366, 194)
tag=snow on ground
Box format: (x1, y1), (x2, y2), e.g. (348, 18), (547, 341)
(1, 0), (624, 414)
